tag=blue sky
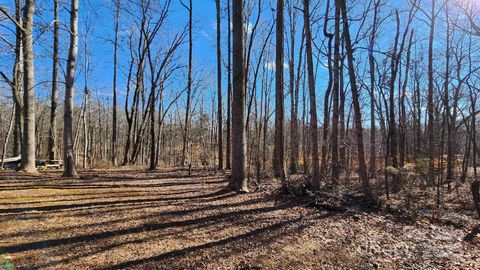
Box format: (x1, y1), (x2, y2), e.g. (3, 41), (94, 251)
(2, 0), (477, 126)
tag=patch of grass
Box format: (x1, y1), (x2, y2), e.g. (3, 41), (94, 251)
(260, 258), (276, 267)
(0, 254), (15, 270)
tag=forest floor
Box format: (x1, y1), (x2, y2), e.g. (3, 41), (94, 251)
(0, 168), (479, 270)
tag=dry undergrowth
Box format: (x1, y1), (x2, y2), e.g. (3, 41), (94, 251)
(0, 168), (479, 269)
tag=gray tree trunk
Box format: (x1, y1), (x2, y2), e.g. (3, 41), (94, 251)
(20, 0), (38, 174)
(63, 0), (79, 178)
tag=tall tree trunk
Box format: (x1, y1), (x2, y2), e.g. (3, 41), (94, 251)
(20, 0), (38, 174)
(339, 0), (372, 198)
(112, 0), (120, 166)
(288, 0), (298, 174)
(181, 0), (193, 167)
(399, 30), (414, 167)
(427, 0), (436, 185)
(11, 0), (23, 158)
(303, 0), (320, 190)
(229, 0), (248, 192)
(149, 87), (156, 170)
(321, 0), (333, 178)
(1, 107), (15, 169)
(387, 11), (400, 192)
(226, 0), (232, 170)
(47, 0), (59, 161)
(368, 0), (379, 178)
(63, 0), (79, 178)
(331, 0), (341, 185)
(83, 39), (90, 169)
(274, 0), (285, 180)
(216, 0), (223, 170)
(444, 1), (454, 183)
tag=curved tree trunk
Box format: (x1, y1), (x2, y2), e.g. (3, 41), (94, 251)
(63, 0), (79, 178)
(303, 0), (320, 190)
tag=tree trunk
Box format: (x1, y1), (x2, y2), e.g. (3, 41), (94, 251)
(63, 0), (79, 178)
(339, 0), (372, 198)
(181, 0), (193, 168)
(368, 0), (379, 178)
(331, 0), (341, 185)
(274, 0), (285, 180)
(399, 29), (414, 167)
(47, 0), (59, 161)
(229, 0), (248, 192)
(288, 0), (298, 174)
(303, 0), (320, 190)
(427, 0), (436, 185)
(20, 0), (38, 174)
(226, 0), (232, 170)
(216, 0), (223, 170)
(1, 107), (15, 169)
(388, 11), (400, 192)
(112, 0), (120, 166)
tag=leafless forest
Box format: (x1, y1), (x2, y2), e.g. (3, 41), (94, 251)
(0, 0), (480, 269)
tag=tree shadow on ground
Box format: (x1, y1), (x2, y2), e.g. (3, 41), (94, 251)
(104, 212), (335, 270)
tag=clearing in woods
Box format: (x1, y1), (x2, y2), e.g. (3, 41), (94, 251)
(0, 168), (479, 269)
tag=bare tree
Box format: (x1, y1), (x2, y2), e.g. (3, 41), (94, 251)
(331, 0), (341, 185)
(303, 0), (320, 190)
(273, 0), (285, 180)
(368, 0), (380, 178)
(287, 0), (299, 174)
(63, 0), (79, 178)
(339, 0), (372, 198)
(112, 0), (120, 166)
(47, 0), (59, 161)
(181, 0), (193, 168)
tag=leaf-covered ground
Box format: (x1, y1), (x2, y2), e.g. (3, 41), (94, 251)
(0, 168), (479, 269)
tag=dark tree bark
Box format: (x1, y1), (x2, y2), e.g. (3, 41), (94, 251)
(387, 11), (400, 192)
(339, 0), (372, 198)
(274, 0), (286, 180)
(181, 0), (193, 167)
(427, 0), (436, 185)
(226, 0), (232, 170)
(47, 0), (59, 161)
(303, 0), (320, 190)
(321, 0), (333, 178)
(216, 0), (223, 170)
(287, 0), (299, 174)
(368, 0), (380, 178)
(331, 0), (341, 185)
(399, 29), (414, 167)
(112, 0), (120, 166)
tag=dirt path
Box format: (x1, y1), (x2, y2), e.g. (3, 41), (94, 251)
(0, 169), (478, 269)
